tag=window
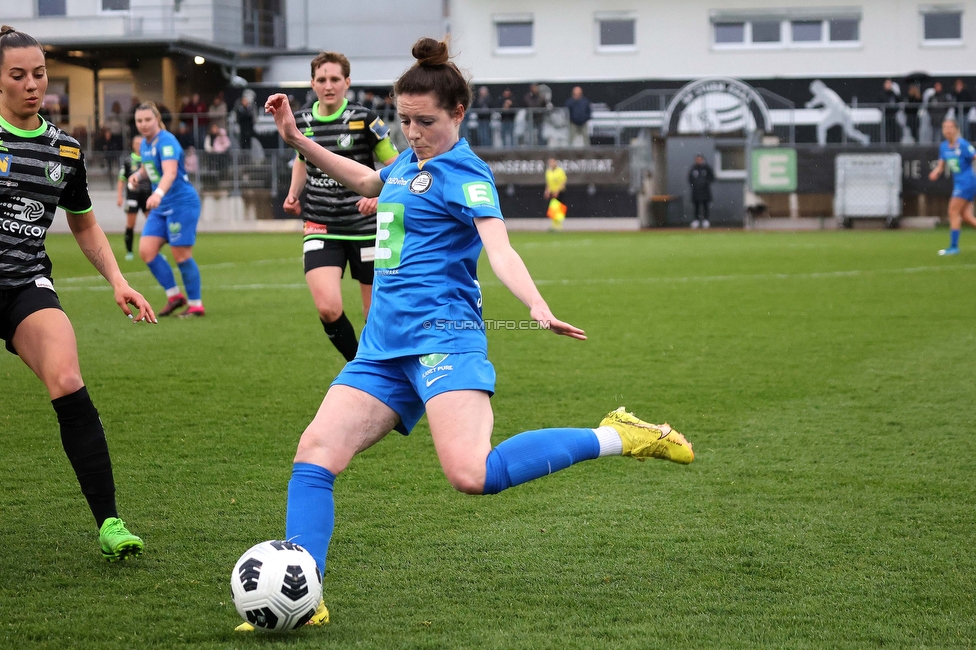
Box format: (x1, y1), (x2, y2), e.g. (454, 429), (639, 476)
(37, 0), (66, 16)
(829, 18), (859, 42)
(102, 0), (130, 9)
(791, 20), (823, 42)
(495, 20), (532, 50)
(599, 18), (636, 48)
(715, 145), (747, 180)
(712, 13), (860, 48)
(751, 20), (781, 43)
(714, 22), (745, 44)
(923, 10), (962, 42)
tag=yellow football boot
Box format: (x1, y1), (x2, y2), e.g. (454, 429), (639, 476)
(600, 407), (694, 464)
(234, 599), (330, 632)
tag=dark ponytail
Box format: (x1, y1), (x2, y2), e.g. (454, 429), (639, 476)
(0, 26), (42, 68)
(394, 37), (471, 112)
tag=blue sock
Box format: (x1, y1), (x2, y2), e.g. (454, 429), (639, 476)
(285, 462), (336, 578)
(951, 229), (961, 249)
(146, 255), (177, 292)
(483, 428), (600, 495)
(176, 257), (202, 301)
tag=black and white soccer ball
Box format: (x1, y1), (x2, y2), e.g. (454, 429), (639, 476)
(230, 540), (323, 633)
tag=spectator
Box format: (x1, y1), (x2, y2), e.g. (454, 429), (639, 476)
(234, 93), (256, 152)
(174, 121), (195, 150)
(157, 103), (174, 131)
(925, 81), (952, 140)
(565, 86), (592, 148)
(953, 79), (975, 138)
(904, 84), (923, 143)
(180, 93), (208, 146)
(104, 100), (125, 137)
(125, 95), (141, 138)
(208, 91), (228, 130)
(499, 89), (516, 147)
(203, 122), (231, 154)
(93, 126), (122, 182)
(688, 153), (715, 229)
(879, 78), (901, 144)
(523, 83), (545, 145)
(473, 86), (494, 147)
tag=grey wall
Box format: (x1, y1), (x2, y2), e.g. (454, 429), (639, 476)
(666, 137), (744, 226)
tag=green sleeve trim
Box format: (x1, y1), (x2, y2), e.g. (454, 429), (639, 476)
(61, 205), (94, 215)
(303, 233), (376, 242)
(374, 138), (398, 163)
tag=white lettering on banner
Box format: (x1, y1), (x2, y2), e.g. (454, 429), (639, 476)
(758, 154), (790, 188)
(487, 158), (616, 176)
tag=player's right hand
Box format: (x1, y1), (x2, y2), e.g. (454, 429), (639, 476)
(265, 94), (300, 145)
(283, 194), (302, 215)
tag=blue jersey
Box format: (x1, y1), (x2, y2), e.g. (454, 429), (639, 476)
(359, 139), (503, 360)
(940, 138), (976, 188)
(139, 129), (199, 205)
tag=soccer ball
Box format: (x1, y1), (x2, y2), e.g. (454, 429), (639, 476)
(230, 540), (322, 633)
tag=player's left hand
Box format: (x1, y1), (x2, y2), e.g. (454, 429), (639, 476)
(146, 193), (161, 211)
(357, 197), (379, 216)
(115, 283), (157, 324)
(530, 305), (586, 340)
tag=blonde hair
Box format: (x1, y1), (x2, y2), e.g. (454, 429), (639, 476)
(135, 102), (165, 130)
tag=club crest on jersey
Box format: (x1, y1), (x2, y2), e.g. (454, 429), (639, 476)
(46, 162), (64, 184)
(337, 133), (353, 148)
(0, 154), (11, 176)
(409, 171), (433, 194)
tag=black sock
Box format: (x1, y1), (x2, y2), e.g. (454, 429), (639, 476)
(124, 227), (134, 253)
(52, 387), (117, 528)
(321, 312), (358, 361)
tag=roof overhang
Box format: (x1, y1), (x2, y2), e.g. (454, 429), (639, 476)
(42, 36), (275, 70)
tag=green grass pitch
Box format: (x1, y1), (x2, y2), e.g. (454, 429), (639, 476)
(2, 229), (975, 649)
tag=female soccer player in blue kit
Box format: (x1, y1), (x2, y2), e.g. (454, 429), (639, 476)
(249, 37), (695, 630)
(130, 102), (205, 316)
(929, 117), (976, 256)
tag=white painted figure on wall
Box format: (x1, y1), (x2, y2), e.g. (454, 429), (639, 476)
(806, 80), (870, 146)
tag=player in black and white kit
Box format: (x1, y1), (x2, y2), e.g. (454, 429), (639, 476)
(283, 51), (398, 362)
(117, 134), (151, 260)
(0, 26), (156, 561)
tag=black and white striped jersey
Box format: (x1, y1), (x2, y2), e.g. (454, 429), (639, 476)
(0, 116), (92, 289)
(296, 100), (397, 239)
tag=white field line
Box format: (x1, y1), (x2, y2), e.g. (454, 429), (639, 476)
(53, 261), (976, 292)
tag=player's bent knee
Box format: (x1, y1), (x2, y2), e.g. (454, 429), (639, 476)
(48, 371), (85, 400)
(443, 466), (487, 495)
(315, 300), (344, 323)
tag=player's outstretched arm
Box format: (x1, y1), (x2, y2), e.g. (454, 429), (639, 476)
(265, 93), (384, 199)
(67, 211), (157, 323)
(475, 217), (586, 340)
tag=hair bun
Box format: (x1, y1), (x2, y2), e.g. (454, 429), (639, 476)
(412, 37), (449, 67)
(1, 25), (17, 36)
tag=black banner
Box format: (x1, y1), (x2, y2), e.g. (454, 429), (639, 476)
(477, 147), (630, 186)
(793, 145), (951, 196)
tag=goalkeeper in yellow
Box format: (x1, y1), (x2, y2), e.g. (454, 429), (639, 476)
(544, 157), (567, 230)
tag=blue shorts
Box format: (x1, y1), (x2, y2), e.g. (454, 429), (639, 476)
(332, 352), (496, 435)
(142, 195), (201, 247)
(951, 183), (976, 202)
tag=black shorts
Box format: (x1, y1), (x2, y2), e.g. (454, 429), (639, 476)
(0, 280), (64, 355)
(125, 190), (150, 215)
(302, 238), (375, 285)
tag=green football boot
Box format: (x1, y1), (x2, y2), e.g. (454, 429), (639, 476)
(99, 517), (144, 562)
